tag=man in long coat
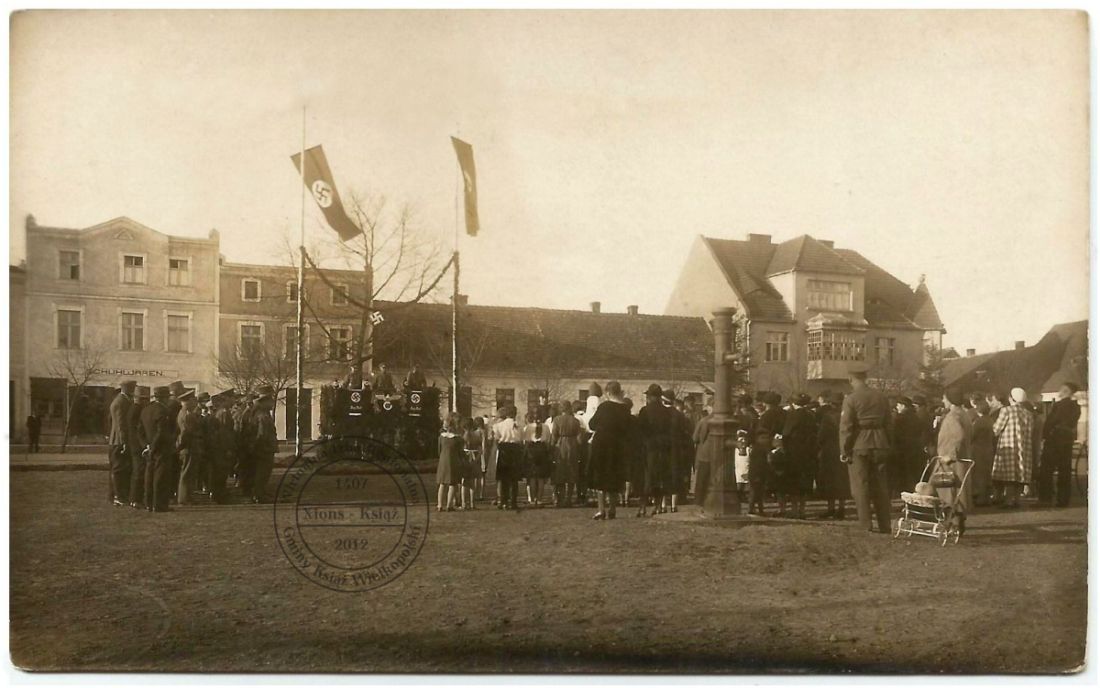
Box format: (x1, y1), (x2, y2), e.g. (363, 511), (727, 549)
(140, 386), (177, 512)
(128, 385), (150, 508)
(1038, 382), (1081, 507)
(107, 380), (137, 506)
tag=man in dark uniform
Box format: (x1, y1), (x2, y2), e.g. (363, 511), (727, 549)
(128, 385), (150, 508)
(140, 386), (177, 512)
(250, 386), (278, 504)
(840, 370), (894, 533)
(1038, 382), (1082, 507)
(403, 363), (427, 391)
(371, 364), (396, 396)
(107, 380), (137, 506)
(235, 393), (258, 495)
(195, 392), (213, 496)
(207, 392), (237, 504)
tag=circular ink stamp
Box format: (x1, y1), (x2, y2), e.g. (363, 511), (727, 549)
(274, 435), (430, 592)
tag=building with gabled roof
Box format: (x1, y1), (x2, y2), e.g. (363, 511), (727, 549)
(665, 232), (946, 397)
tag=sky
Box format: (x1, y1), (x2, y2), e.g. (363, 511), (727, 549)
(9, 10), (1090, 354)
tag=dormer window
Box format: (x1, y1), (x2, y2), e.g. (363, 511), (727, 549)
(807, 280), (852, 312)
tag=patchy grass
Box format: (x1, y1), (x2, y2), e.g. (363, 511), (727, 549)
(10, 471), (1086, 673)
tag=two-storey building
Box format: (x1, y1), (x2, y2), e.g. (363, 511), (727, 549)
(21, 215), (221, 435)
(665, 233), (945, 397)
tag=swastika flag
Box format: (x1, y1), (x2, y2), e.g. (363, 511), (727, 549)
(450, 137), (480, 237)
(291, 145), (362, 242)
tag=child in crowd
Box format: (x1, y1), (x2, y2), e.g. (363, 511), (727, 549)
(462, 417), (484, 510)
(523, 411), (553, 506)
(768, 434), (794, 517)
(747, 429), (773, 516)
(435, 414), (466, 512)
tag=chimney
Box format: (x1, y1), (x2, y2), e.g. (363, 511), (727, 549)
(1014, 340), (1025, 351)
(590, 301), (601, 313)
(966, 348), (976, 357)
(626, 305), (639, 316)
(819, 239), (834, 248)
(452, 294), (468, 307)
(747, 233), (772, 244)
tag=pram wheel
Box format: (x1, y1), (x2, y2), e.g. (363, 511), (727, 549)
(938, 529), (950, 547)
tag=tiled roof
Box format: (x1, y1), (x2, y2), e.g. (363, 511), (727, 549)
(371, 301), (714, 383)
(702, 235), (935, 330)
(766, 235), (864, 277)
(908, 280), (946, 331)
(943, 321), (1087, 396)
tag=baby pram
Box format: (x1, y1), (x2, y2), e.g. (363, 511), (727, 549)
(894, 457), (974, 546)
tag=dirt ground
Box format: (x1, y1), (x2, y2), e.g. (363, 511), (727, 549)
(9, 470), (1087, 673)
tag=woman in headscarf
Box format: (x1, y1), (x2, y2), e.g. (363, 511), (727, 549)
(969, 399), (996, 506)
(937, 389), (973, 532)
(991, 387), (1035, 508)
(587, 380), (630, 520)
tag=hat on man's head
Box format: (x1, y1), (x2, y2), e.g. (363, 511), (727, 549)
(645, 383), (663, 398)
(135, 385), (151, 399)
(661, 388), (676, 402)
(897, 396), (913, 407)
(179, 389), (196, 401)
(944, 389), (965, 407)
(795, 393), (812, 406)
(120, 379), (137, 392)
(153, 386), (170, 399)
(169, 381), (185, 396)
(197, 392), (211, 404)
(255, 384), (276, 400)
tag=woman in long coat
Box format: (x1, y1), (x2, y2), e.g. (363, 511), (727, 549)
(587, 381), (631, 520)
(991, 387), (1034, 508)
(551, 404), (582, 507)
(936, 390), (974, 521)
(969, 400), (996, 506)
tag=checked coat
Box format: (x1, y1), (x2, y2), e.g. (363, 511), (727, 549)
(991, 403), (1034, 484)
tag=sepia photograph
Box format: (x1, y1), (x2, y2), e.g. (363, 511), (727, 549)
(4, 7), (1093, 675)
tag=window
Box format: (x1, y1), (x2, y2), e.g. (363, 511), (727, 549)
(807, 330), (866, 362)
(331, 284), (349, 306)
(240, 322), (263, 356)
(242, 279), (261, 302)
(327, 326), (351, 361)
(168, 258), (191, 286)
(495, 388), (516, 411)
(122, 255), (146, 284)
(875, 337), (896, 366)
(284, 324), (310, 359)
(59, 250), (80, 280)
(166, 314), (191, 353)
(765, 332), (789, 362)
(527, 389), (548, 415)
(56, 309), (81, 349)
(578, 389), (589, 401)
(807, 280), (853, 311)
(286, 280), (299, 303)
(120, 312), (144, 351)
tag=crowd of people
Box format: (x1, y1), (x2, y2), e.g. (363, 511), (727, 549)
(106, 379), (280, 512)
(433, 373), (1085, 532)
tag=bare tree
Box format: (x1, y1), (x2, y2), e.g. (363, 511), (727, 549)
(46, 341), (108, 453)
(282, 191), (450, 386)
(423, 313), (493, 412)
(215, 338), (298, 400)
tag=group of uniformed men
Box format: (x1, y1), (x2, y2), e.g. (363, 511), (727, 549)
(107, 380), (278, 512)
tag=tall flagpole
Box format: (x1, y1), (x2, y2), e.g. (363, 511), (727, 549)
(451, 155), (460, 416)
(295, 106), (306, 459)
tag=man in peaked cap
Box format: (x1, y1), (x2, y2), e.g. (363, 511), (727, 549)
(140, 386), (177, 512)
(128, 385), (151, 509)
(840, 370), (894, 533)
(107, 380), (138, 506)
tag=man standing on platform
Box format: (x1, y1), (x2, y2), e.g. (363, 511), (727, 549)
(372, 363), (396, 397)
(141, 386), (176, 512)
(840, 370), (894, 534)
(107, 380), (137, 506)
(250, 386), (278, 504)
(404, 363), (427, 391)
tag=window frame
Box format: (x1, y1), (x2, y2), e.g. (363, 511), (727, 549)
(241, 278), (262, 303)
(283, 323), (311, 359)
(118, 308), (148, 352)
(164, 310), (194, 354)
(495, 388), (516, 411)
(875, 336), (896, 367)
(806, 279), (853, 312)
(286, 280), (299, 304)
(167, 256), (192, 287)
(55, 306), (84, 350)
(764, 331), (790, 363)
(327, 325), (352, 361)
(119, 253), (148, 285)
(331, 283), (350, 306)
(58, 248), (82, 281)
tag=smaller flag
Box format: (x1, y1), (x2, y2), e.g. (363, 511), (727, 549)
(369, 311), (385, 326)
(450, 136), (480, 237)
(291, 145), (362, 242)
